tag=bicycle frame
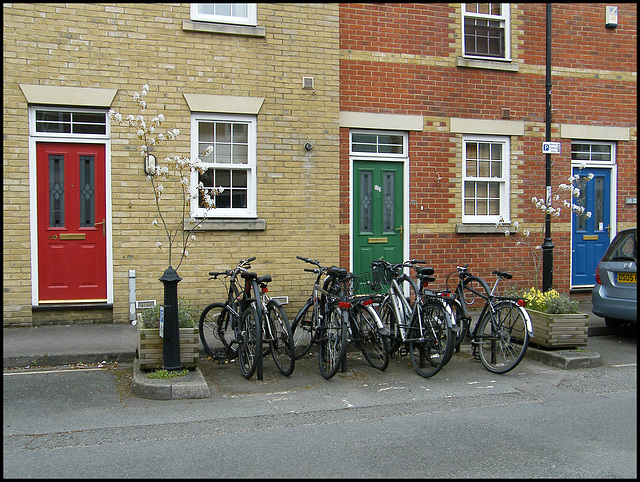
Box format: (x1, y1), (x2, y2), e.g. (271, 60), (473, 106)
(452, 267), (533, 342)
(198, 257), (267, 379)
(387, 276), (413, 342)
(291, 257), (349, 360)
(292, 268), (330, 334)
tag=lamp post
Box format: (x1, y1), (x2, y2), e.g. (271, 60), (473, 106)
(542, 3), (554, 293)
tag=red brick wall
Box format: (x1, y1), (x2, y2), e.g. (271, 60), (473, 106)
(339, 3), (637, 295)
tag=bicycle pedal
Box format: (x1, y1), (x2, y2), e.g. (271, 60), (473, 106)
(213, 349), (227, 364)
(398, 346), (409, 357)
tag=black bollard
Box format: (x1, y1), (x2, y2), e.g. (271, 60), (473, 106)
(159, 266), (182, 370)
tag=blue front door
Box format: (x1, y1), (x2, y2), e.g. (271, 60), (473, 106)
(571, 167), (611, 287)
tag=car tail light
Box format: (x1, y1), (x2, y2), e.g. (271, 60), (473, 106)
(595, 264), (601, 285)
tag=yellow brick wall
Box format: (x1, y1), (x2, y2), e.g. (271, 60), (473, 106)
(3, 3), (341, 326)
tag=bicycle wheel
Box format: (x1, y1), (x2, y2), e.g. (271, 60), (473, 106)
(318, 301), (347, 379)
(199, 302), (238, 360)
(408, 299), (454, 378)
(476, 300), (530, 374)
(399, 273), (420, 308)
(353, 302), (389, 370)
(378, 297), (403, 355)
(238, 305), (261, 379)
(266, 300), (295, 376)
(290, 299), (318, 359)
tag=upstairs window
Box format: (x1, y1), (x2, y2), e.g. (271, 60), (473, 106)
(463, 3), (510, 60)
(190, 3), (257, 26)
(462, 135), (510, 224)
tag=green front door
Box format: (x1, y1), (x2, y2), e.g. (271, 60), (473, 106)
(353, 161), (404, 274)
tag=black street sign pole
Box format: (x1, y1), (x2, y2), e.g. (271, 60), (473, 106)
(542, 3), (554, 293)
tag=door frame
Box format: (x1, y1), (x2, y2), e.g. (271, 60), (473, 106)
(569, 145), (617, 289)
(349, 156), (410, 274)
(28, 114), (113, 306)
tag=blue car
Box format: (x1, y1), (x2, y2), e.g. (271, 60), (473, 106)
(592, 227), (637, 336)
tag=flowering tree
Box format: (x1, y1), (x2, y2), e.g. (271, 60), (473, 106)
(108, 84), (221, 271)
(497, 166), (594, 290)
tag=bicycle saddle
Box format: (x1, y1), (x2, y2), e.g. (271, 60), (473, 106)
(415, 266), (435, 276)
(327, 266), (348, 278)
(492, 270), (512, 279)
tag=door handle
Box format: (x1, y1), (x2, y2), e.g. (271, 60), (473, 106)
(395, 226), (403, 240)
(95, 219), (105, 236)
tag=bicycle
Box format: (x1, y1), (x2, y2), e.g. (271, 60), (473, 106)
(291, 256), (384, 379)
(373, 258), (456, 378)
(290, 256), (347, 361)
(442, 265), (533, 374)
(258, 275), (295, 376)
(330, 271), (390, 374)
(198, 257), (265, 380)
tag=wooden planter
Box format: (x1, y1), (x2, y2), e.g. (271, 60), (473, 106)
(528, 309), (589, 349)
(137, 323), (199, 370)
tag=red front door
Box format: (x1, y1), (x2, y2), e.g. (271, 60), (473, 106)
(36, 143), (107, 303)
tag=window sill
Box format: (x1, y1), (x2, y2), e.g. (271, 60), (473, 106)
(185, 218), (266, 231)
(182, 19), (266, 37)
(456, 57), (519, 73)
(456, 223), (505, 234)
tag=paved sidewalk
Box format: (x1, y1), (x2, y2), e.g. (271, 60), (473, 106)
(3, 302), (607, 369)
(2, 302), (616, 399)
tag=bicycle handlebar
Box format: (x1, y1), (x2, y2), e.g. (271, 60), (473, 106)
(208, 257), (257, 279)
(371, 258), (428, 273)
(296, 255), (321, 267)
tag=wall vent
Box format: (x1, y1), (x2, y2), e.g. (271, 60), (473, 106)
(136, 300), (157, 309)
(302, 77), (314, 89)
(270, 296), (289, 305)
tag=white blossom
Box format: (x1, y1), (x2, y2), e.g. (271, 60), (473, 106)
(111, 82), (218, 270)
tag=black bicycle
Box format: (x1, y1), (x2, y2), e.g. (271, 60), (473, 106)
(340, 271), (390, 372)
(442, 265), (533, 374)
(198, 257), (265, 380)
(257, 275), (295, 376)
(290, 256), (347, 361)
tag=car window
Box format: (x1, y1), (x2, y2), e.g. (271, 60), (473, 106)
(604, 230), (637, 263)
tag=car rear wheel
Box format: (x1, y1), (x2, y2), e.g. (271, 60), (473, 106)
(605, 317), (636, 337)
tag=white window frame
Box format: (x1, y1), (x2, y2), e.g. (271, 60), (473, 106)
(570, 141), (616, 168)
(29, 106), (110, 140)
(462, 135), (510, 224)
(190, 113), (257, 219)
(349, 129), (408, 158)
(190, 3), (257, 26)
(462, 3), (511, 61)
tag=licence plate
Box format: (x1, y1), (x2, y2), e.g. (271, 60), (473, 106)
(617, 272), (637, 283)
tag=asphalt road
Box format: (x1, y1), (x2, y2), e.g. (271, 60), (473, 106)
(3, 333), (637, 478)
